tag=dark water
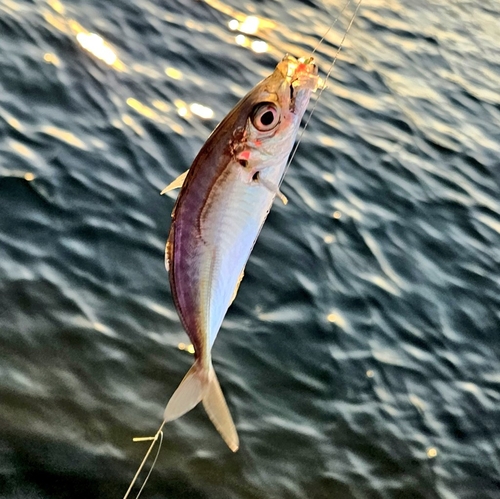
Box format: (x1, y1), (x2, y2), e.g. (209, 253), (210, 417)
(1, 0), (499, 497)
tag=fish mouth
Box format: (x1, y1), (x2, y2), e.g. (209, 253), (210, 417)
(277, 54), (318, 113)
(279, 54), (318, 82)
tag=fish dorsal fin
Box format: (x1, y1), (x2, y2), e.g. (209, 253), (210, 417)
(160, 169), (189, 195)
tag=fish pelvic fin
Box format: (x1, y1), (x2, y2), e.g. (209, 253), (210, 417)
(203, 364), (239, 452)
(163, 361), (239, 452)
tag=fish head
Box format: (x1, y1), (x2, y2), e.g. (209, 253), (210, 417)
(237, 55), (318, 159)
(177, 54), (319, 191)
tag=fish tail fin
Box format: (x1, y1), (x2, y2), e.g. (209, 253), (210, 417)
(203, 364), (239, 452)
(164, 361), (203, 422)
(163, 361), (239, 452)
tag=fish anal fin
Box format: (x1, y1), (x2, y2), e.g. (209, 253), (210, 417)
(230, 270), (244, 305)
(203, 366), (239, 452)
(161, 169), (189, 195)
(164, 362), (203, 422)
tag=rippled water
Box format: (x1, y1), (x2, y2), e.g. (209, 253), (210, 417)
(1, 0), (499, 497)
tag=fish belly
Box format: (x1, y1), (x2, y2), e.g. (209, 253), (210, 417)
(198, 171), (277, 349)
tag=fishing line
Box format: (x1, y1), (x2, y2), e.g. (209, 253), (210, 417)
(312, 0), (354, 55)
(279, 0), (363, 189)
(134, 430), (164, 499)
(122, 420), (166, 499)
(123, 4), (363, 497)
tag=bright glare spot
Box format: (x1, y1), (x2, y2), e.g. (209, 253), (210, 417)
(333, 211), (342, 219)
(324, 234), (335, 244)
(10, 141), (35, 160)
(240, 16), (259, 34)
(152, 100), (170, 112)
(174, 99), (189, 118)
(228, 19), (239, 31)
(174, 99), (214, 120)
(121, 114), (144, 136)
(250, 40), (268, 53)
(366, 370), (375, 378)
(7, 116), (23, 131)
(41, 125), (87, 149)
(190, 103), (214, 119)
(165, 67), (182, 80)
(327, 313), (338, 323)
(48, 0), (64, 14)
(318, 135), (336, 148)
(76, 32), (117, 66)
(43, 53), (59, 65)
(174, 99), (186, 109)
(327, 311), (346, 328)
(171, 123), (184, 135)
(127, 97), (141, 108)
(44, 11), (67, 32)
(427, 448), (438, 458)
(24, 172), (35, 181)
(178, 342), (195, 354)
(126, 98), (158, 120)
(235, 34), (248, 46)
(93, 322), (109, 334)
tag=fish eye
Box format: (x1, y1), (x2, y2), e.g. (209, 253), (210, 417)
(251, 102), (280, 132)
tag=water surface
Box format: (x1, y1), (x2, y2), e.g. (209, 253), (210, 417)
(0, 0), (499, 497)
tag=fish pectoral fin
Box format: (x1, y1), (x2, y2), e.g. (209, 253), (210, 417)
(230, 270), (244, 305)
(164, 362), (203, 422)
(203, 365), (239, 452)
(258, 177), (288, 205)
(160, 169), (189, 195)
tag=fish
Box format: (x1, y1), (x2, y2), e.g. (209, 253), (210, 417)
(161, 55), (319, 452)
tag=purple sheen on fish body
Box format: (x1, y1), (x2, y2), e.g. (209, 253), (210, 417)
(163, 55), (318, 451)
(169, 56), (318, 358)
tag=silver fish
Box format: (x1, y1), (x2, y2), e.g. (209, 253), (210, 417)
(162, 55), (319, 451)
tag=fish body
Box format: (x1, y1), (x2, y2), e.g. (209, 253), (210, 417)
(163, 55), (318, 451)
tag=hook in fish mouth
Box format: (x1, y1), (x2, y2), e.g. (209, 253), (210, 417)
(277, 54), (319, 105)
(274, 55), (318, 113)
(279, 54), (317, 75)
